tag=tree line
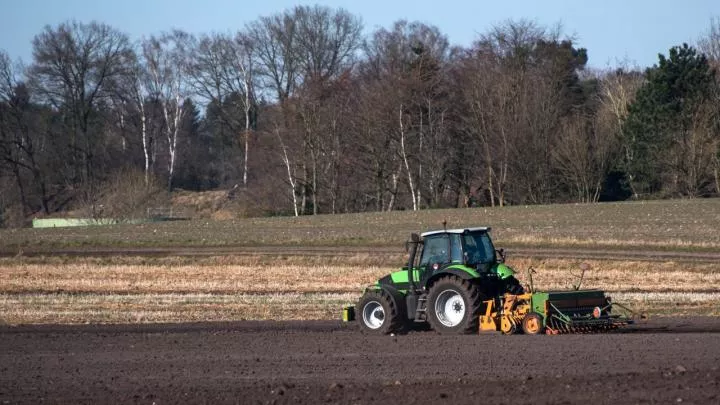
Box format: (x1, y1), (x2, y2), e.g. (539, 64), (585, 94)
(1, 6), (719, 226)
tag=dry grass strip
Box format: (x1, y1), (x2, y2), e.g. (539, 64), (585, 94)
(0, 292), (357, 325)
(0, 291), (717, 325)
(509, 258), (720, 293)
(612, 292), (720, 316)
(1, 256), (718, 324)
(0, 262), (390, 294)
(2, 257), (717, 295)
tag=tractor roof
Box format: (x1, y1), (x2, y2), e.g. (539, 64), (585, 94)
(421, 227), (491, 238)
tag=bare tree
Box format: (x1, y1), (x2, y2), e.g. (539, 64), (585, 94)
(457, 20), (589, 205)
(103, 45), (155, 187)
(0, 51), (31, 215)
(0, 50), (52, 215)
(398, 103), (416, 210)
(359, 21), (451, 211)
(698, 17), (720, 65)
(273, 121), (299, 216)
(29, 21), (134, 188)
(189, 32), (256, 187)
(131, 59), (152, 186)
(552, 107), (620, 203)
(293, 5), (362, 81)
(248, 5), (362, 215)
(697, 17), (720, 194)
(458, 20), (552, 206)
(247, 12), (299, 104)
(347, 69), (400, 211)
(594, 67), (643, 198)
(292, 6), (362, 215)
(141, 31), (192, 190)
(246, 11), (301, 213)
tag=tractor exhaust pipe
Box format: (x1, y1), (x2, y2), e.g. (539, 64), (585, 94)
(407, 233), (420, 293)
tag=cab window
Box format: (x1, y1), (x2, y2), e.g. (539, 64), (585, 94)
(462, 232), (496, 264)
(419, 235), (449, 266)
(450, 234), (463, 263)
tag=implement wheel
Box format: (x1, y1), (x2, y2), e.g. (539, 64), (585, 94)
(426, 276), (484, 335)
(522, 312), (544, 335)
(357, 290), (405, 334)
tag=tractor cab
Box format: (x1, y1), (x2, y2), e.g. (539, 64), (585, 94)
(404, 227), (522, 300)
(417, 227), (498, 273)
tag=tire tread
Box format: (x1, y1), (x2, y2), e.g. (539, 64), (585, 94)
(426, 275), (484, 334)
(357, 289), (405, 334)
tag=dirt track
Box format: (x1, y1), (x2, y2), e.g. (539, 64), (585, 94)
(4, 244), (720, 263)
(2, 317), (720, 404)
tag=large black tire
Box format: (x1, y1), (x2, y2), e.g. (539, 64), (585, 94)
(356, 289), (405, 334)
(426, 276), (484, 334)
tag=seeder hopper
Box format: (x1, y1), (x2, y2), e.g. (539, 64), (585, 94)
(479, 290), (634, 335)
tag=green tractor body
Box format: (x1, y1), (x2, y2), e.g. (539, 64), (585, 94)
(351, 227), (633, 335)
(354, 227), (525, 334)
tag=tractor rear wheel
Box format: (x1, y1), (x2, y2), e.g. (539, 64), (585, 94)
(357, 289), (405, 334)
(426, 276), (484, 334)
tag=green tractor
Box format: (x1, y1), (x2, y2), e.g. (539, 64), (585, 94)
(354, 227), (524, 335)
(349, 226), (634, 335)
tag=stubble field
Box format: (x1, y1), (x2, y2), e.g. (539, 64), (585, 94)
(1, 198), (719, 324)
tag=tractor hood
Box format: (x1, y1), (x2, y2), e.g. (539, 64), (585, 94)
(493, 263), (516, 280)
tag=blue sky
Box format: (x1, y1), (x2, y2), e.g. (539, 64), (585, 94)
(1, 0), (718, 69)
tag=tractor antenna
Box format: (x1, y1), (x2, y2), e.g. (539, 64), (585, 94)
(571, 263), (590, 291)
(527, 267), (537, 293)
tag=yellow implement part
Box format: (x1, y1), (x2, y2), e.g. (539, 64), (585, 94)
(500, 316), (517, 334)
(480, 315), (497, 332)
(479, 299), (497, 332)
(502, 294), (517, 313)
(479, 294), (534, 334)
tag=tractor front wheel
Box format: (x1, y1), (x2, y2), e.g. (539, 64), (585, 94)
(357, 289), (405, 334)
(426, 276), (484, 334)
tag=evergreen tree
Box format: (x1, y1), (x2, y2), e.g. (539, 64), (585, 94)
(623, 43), (715, 196)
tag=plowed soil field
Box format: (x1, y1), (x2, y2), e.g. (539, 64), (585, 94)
(2, 317), (719, 404)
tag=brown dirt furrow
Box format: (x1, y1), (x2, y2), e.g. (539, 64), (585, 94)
(2, 317), (720, 404)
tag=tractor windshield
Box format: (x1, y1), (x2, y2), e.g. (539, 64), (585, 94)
(462, 232), (496, 265)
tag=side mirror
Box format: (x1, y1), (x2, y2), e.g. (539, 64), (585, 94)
(406, 233), (420, 252)
(496, 248), (506, 263)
